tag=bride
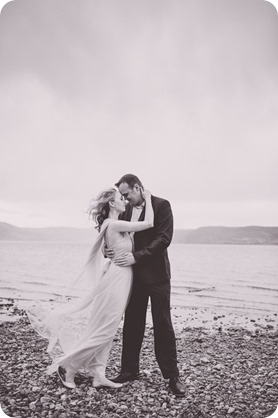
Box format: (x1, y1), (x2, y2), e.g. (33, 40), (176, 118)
(28, 186), (154, 389)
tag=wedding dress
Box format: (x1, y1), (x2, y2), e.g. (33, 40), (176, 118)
(27, 219), (133, 385)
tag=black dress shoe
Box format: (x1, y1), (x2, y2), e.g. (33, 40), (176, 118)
(169, 376), (185, 397)
(112, 371), (140, 384)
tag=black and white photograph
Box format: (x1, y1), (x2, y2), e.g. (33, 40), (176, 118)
(0, 0), (278, 417)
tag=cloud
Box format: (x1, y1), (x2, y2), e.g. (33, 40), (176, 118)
(1, 0), (278, 227)
(0, 206), (16, 214)
(173, 199), (278, 228)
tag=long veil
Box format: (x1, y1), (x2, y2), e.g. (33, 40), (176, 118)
(26, 219), (112, 373)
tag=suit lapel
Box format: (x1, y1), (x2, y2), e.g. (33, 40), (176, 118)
(138, 195), (154, 221)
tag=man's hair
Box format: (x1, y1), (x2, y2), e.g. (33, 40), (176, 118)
(115, 174), (144, 189)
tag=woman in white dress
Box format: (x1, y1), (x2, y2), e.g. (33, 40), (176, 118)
(28, 186), (154, 389)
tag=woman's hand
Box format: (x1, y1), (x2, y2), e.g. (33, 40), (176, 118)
(103, 245), (114, 259)
(141, 189), (151, 200)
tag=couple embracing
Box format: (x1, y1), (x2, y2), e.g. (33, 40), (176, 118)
(29, 174), (185, 397)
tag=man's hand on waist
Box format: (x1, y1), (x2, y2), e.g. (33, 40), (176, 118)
(114, 252), (136, 267)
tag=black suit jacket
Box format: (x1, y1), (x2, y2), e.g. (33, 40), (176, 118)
(121, 195), (173, 285)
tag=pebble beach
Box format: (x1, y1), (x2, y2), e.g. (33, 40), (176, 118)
(0, 299), (278, 418)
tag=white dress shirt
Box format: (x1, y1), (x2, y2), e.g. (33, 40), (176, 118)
(130, 201), (145, 242)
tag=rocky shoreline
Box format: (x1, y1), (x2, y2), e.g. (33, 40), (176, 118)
(0, 300), (278, 418)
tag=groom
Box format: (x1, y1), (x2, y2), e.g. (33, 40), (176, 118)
(111, 174), (185, 397)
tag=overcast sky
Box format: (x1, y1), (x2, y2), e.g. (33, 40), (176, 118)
(1, 0), (278, 229)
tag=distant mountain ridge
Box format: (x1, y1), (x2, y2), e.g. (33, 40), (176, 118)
(173, 226), (278, 245)
(0, 222), (278, 244)
(0, 222), (96, 243)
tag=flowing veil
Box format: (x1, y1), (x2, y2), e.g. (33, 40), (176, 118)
(26, 219), (113, 373)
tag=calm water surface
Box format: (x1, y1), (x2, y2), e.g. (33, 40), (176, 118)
(0, 241), (277, 314)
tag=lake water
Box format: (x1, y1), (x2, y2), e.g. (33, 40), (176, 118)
(0, 241), (278, 312)
(1, 241), (277, 316)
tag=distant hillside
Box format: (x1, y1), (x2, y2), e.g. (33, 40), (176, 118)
(173, 226), (278, 245)
(0, 222), (96, 242)
(0, 223), (278, 244)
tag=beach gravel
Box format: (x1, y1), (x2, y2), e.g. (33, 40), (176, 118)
(0, 307), (278, 418)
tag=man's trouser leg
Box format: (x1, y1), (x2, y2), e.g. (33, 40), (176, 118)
(121, 280), (149, 374)
(150, 281), (179, 378)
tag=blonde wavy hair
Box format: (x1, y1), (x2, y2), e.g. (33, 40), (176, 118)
(87, 187), (117, 231)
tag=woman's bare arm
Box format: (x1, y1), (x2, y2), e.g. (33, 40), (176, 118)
(109, 190), (154, 233)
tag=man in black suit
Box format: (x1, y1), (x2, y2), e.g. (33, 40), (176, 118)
(111, 174), (185, 397)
